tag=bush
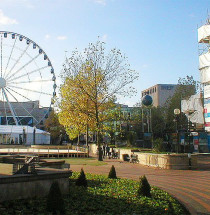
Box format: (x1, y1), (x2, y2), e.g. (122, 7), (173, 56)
(153, 138), (166, 152)
(46, 181), (65, 214)
(75, 168), (88, 187)
(108, 165), (117, 179)
(137, 175), (151, 197)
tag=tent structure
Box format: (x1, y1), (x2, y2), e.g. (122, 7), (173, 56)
(181, 94), (204, 125)
(198, 20), (210, 131)
(0, 125), (50, 145)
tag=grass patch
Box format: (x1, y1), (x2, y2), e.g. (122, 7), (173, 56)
(0, 172), (189, 215)
(44, 158), (107, 166)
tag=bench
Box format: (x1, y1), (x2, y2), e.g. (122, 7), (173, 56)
(130, 154), (139, 163)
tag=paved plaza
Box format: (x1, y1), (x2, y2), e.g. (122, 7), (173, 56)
(70, 156), (210, 215)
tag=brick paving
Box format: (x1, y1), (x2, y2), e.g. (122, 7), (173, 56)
(70, 156), (210, 215)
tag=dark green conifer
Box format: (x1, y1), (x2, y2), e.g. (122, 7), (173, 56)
(75, 168), (88, 187)
(46, 181), (65, 214)
(108, 165), (117, 179)
(137, 175), (151, 197)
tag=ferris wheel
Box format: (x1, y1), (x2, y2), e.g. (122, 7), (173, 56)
(0, 31), (56, 127)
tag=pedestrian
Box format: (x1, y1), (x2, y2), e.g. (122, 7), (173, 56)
(102, 143), (106, 157)
(106, 144), (110, 158)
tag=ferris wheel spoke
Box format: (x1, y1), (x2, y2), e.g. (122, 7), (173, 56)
(3, 37), (17, 78)
(7, 65), (48, 83)
(7, 85), (52, 96)
(8, 79), (53, 85)
(5, 88), (39, 123)
(6, 53), (40, 81)
(6, 86), (47, 109)
(4, 44), (30, 80)
(2, 88), (18, 125)
(2, 90), (8, 125)
(1, 34), (3, 77)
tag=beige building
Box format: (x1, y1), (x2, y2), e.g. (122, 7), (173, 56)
(141, 84), (178, 107)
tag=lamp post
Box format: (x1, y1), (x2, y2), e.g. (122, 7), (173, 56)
(142, 95), (153, 148)
(174, 109), (180, 153)
(23, 127), (26, 145)
(33, 126), (36, 145)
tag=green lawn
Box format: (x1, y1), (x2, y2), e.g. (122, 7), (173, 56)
(45, 157), (107, 166)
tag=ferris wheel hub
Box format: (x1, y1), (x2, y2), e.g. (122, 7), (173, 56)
(0, 77), (6, 88)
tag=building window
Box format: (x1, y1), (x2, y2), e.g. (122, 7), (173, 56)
(161, 85), (174, 90)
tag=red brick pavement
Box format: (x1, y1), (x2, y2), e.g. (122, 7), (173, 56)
(70, 158), (210, 215)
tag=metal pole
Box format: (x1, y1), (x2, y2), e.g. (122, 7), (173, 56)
(150, 108), (153, 148)
(142, 108), (144, 132)
(147, 109), (149, 133)
(33, 127), (36, 145)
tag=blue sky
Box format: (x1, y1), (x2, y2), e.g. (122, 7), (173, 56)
(0, 0), (209, 106)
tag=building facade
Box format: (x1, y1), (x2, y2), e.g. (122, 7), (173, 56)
(141, 84), (178, 107)
(0, 100), (49, 130)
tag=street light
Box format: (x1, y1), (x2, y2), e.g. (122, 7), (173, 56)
(174, 109), (180, 153)
(33, 126), (36, 145)
(23, 127), (26, 145)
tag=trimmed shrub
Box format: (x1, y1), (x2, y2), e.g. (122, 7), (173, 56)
(108, 165), (117, 179)
(75, 168), (88, 187)
(153, 138), (166, 152)
(46, 181), (65, 214)
(137, 175), (151, 197)
(167, 201), (175, 214)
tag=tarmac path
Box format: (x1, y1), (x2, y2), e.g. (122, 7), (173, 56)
(70, 157), (210, 215)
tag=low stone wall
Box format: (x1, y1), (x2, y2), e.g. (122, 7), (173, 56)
(0, 171), (72, 202)
(0, 163), (13, 175)
(118, 148), (198, 170)
(135, 153), (197, 170)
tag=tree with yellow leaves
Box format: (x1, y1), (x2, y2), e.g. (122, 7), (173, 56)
(59, 41), (138, 160)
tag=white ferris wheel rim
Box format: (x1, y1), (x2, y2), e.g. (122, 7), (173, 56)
(0, 31), (56, 127)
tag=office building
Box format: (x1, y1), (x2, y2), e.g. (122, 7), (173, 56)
(141, 84), (178, 107)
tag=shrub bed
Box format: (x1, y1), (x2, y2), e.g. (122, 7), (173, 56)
(0, 173), (189, 215)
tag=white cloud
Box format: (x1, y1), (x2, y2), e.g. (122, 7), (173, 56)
(0, 9), (18, 25)
(91, 0), (106, 6)
(45, 34), (50, 40)
(57, 36), (67, 40)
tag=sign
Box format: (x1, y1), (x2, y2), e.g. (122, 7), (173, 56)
(204, 98), (210, 105)
(194, 145), (198, 151)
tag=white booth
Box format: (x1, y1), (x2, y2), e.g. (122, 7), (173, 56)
(0, 125), (50, 145)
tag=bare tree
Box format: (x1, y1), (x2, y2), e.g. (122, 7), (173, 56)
(60, 41), (138, 160)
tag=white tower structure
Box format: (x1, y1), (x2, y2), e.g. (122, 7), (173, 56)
(198, 19), (210, 131)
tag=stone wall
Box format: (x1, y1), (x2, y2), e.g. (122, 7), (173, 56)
(0, 171), (71, 202)
(0, 163), (13, 175)
(86, 144), (198, 170)
(88, 143), (98, 155)
(118, 148), (198, 170)
(135, 153), (197, 170)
